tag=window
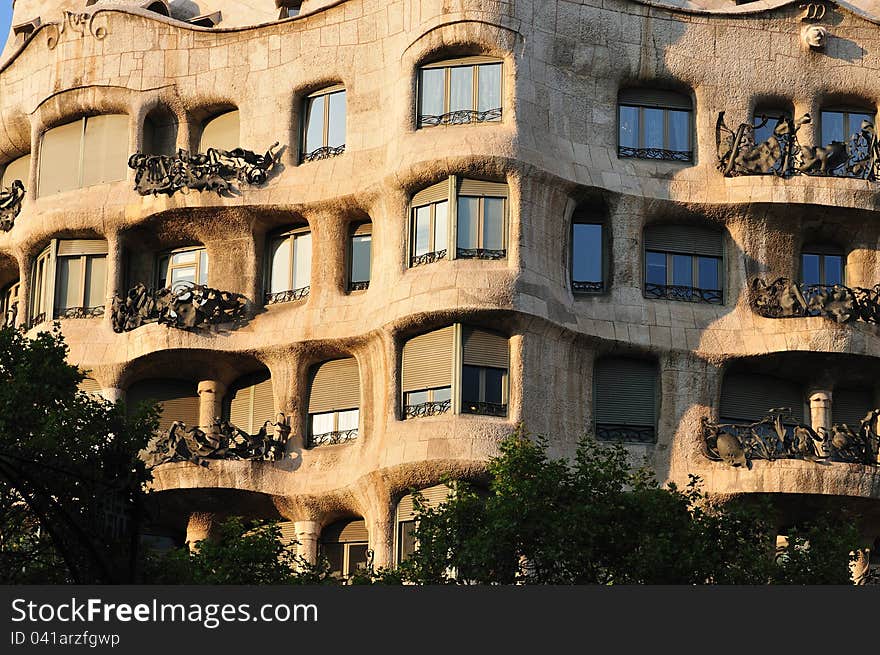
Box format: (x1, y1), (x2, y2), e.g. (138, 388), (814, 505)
(409, 176), (508, 267)
(618, 89), (692, 162)
(38, 115), (128, 196)
(832, 389), (873, 429)
(2, 279), (19, 327)
(199, 110), (240, 152)
(643, 225), (723, 304)
(821, 108), (874, 147)
(2, 154), (30, 189)
(801, 245), (844, 287)
(594, 358), (657, 443)
(402, 324), (509, 419)
(349, 223), (371, 291)
(225, 371), (275, 434)
(301, 86), (346, 162)
(418, 57), (502, 127)
(751, 108), (792, 145)
(28, 239), (108, 328)
(720, 373), (804, 424)
(126, 379), (200, 432)
(156, 247), (208, 292)
(278, 1), (302, 18)
(265, 226), (311, 304)
(307, 358), (360, 447)
(572, 221), (604, 293)
(394, 484), (453, 564)
(319, 519), (369, 579)
(143, 108), (178, 157)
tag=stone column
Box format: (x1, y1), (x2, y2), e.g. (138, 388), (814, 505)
(367, 509), (394, 570)
(294, 520), (320, 567)
(186, 512), (223, 550)
(809, 389), (832, 435)
(198, 380), (226, 431)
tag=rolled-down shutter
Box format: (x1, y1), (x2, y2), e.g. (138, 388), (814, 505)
(78, 377), (101, 395)
(594, 358), (656, 427)
(308, 358), (360, 413)
(200, 110), (240, 152)
(462, 327), (508, 369)
(720, 373), (804, 423)
(411, 179), (450, 206)
(127, 379), (200, 432)
(57, 239), (109, 256)
(227, 371), (275, 433)
(402, 326), (455, 392)
(81, 114), (129, 187)
(320, 518), (368, 544)
(396, 484), (453, 522)
(458, 179), (508, 197)
(352, 222), (372, 236)
(644, 225), (722, 257)
(832, 389), (874, 427)
(2, 154), (30, 188)
(277, 521), (297, 546)
(38, 120), (82, 196)
(619, 88), (692, 110)
(422, 56), (500, 69)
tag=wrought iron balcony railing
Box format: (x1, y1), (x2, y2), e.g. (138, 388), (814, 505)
(461, 401), (507, 417)
(111, 282), (248, 332)
(419, 107), (502, 127)
(405, 399), (452, 419)
(56, 305), (105, 319)
(618, 146), (693, 162)
(456, 248), (506, 260)
(349, 281), (369, 292)
(26, 312), (46, 330)
(0, 179), (25, 231)
(307, 429), (358, 448)
(645, 282), (723, 304)
(750, 277), (880, 324)
(264, 286), (310, 306)
(302, 145), (345, 162)
(572, 280), (604, 294)
(703, 409), (880, 468)
(596, 423), (656, 443)
(410, 250), (447, 267)
(717, 111), (880, 179)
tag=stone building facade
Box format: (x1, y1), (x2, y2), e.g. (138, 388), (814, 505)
(1, 0), (879, 576)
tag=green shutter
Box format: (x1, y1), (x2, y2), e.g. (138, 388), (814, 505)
(644, 225), (722, 257)
(720, 373), (804, 423)
(594, 358), (656, 427)
(402, 326), (455, 392)
(308, 358), (360, 413)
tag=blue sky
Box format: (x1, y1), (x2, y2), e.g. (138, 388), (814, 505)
(0, 1), (11, 46)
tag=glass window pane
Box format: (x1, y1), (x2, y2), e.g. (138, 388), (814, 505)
(270, 238), (291, 293)
(824, 255), (843, 286)
(449, 66), (474, 113)
(461, 365), (481, 403)
(84, 255), (107, 308)
(432, 386), (452, 403)
(482, 198), (505, 250)
(39, 120), (82, 196)
(351, 234), (371, 283)
(619, 106), (639, 149)
(667, 110), (690, 152)
(170, 265), (196, 289)
(198, 251), (208, 285)
(81, 114), (128, 186)
(311, 412), (335, 435)
(477, 63), (502, 114)
(347, 544), (369, 574)
(646, 251), (667, 285)
(572, 224), (602, 282)
(753, 112), (789, 145)
(172, 250), (197, 265)
(484, 368), (505, 404)
(419, 68), (445, 118)
(433, 201), (448, 252)
(848, 113), (874, 139)
(337, 409), (359, 431)
(55, 257), (83, 312)
(457, 196), (480, 249)
(802, 253), (821, 286)
(643, 108), (665, 149)
(697, 256), (720, 291)
(398, 521), (416, 562)
(321, 543), (344, 576)
(414, 206), (430, 256)
(672, 254), (693, 287)
(156, 255), (169, 289)
(293, 233), (311, 289)
(406, 390), (428, 406)
(304, 95), (325, 153)
(821, 111), (844, 145)
(327, 91), (346, 148)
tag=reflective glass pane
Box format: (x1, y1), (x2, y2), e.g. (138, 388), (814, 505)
(753, 112), (789, 145)
(156, 255), (169, 289)
(482, 198), (505, 250)
(304, 95), (325, 153)
(170, 265), (196, 289)
(697, 257), (720, 291)
(457, 196), (480, 249)
(293, 232), (312, 289)
(406, 390), (429, 406)
(802, 253), (820, 286)
(477, 63), (502, 114)
(269, 238), (291, 293)
(821, 111), (845, 145)
(484, 368), (505, 404)
(646, 251), (667, 285)
(572, 224), (602, 282)
(328, 91), (346, 148)
(198, 251), (208, 285)
(311, 412), (335, 435)
(433, 201), (448, 252)
(321, 543), (344, 576)
(824, 255), (843, 286)
(449, 66), (474, 113)
(351, 234), (371, 283)
(84, 256), (107, 308)
(672, 254), (693, 287)
(643, 108), (665, 149)
(667, 110), (690, 152)
(848, 112), (874, 139)
(619, 106), (639, 149)
(337, 409), (359, 431)
(347, 544), (369, 574)
(432, 386), (452, 402)
(171, 250), (197, 265)
(461, 365), (481, 403)
(413, 206), (431, 256)
(419, 68), (445, 119)
(398, 521), (416, 562)
(55, 257), (83, 312)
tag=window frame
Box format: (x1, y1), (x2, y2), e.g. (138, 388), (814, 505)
(571, 220), (605, 294)
(460, 364), (508, 416)
(455, 194), (507, 256)
(417, 57), (503, 128)
(264, 225), (312, 305)
(644, 250), (723, 303)
(301, 85), (347, 163)
(409, 199), (449, 266)
(28, 239), (108, 328)
(820, 107), (876, 146)
(800, 245), (845, 287)
(348, 223), (372, 292)
(617, 90), (693, 162)
(155, 246), (208, 292)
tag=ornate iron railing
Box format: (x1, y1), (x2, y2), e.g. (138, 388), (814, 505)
(128, 143), (281, 197)
(645, 282), (723, 304)
(750, 277), (880, 324)
(302, 145), (345, 162)
(572, 280), (604, 294)
(703, 409), (880, 468)
(717, 111), (880, 179)
(456, 248), (506, 260)
(349, 280), (369, 292)
(618, 146), (693, 162)
(26, 312), (46, 330)
(307, 429), (358, 448)
(111, 282), (248, 332)
(410, 250), (447, 267)
(0, 180), (25, 231)
(419, 108), (502, 127)
(148, 416), (290, 467)
(405, 400), (452, 418)
(461, 401), (507, 417)
(596, 424), (656, 443)
(264, 286), (310, 306)
(56, 305), (105, 320)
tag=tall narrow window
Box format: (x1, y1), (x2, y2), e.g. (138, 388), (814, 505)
(199, 110), (240, 152)
(302, 86), (346, 162)
(319, 519), (369, 579)
(410, 183), (449, 267)
(28, 239), (108, 328)
(226, 371), (275, 434)
(572, 221), (604, 293)
(618, 89), (692, 162)
(594, 358), (657, 443)
(38, 115), (128, 196)
(1, 279), (19, 327)
(402, 326), (455, 418)
(307, 358), (360, 447)
(801, 245), (844, 287)
(418, 57), (502, 127)
(156, 247), (208, 292)
(644, 225), (723, 304)
(265, 226), (311, 305)
(349, 223), (372, 291)
(460, 327), (509, 417)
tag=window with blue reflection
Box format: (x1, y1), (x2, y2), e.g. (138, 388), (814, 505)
(821, 109), (874, 146)
(646, 251), (667, 286)
(801, 249), (844, 286)
(572, 223), (603, 291)
(617, 89), (693, 161)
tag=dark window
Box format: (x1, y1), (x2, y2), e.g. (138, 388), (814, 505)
(594, 358), (657, 443)
(397, 520), (416, 562)
(572, 223), (603, 293)
(460, 365), (506, 415)
(801, 248), (843, 287)
(643, 225), (723, 304)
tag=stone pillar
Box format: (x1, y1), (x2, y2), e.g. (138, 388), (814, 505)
(294, 520), (320, 567)
(809, 389), (832, 435)
(197, 380), (226, 431)
(100, 387), (124, 404)
(367, 510), (394, 570)
(186, 512), (223, 550)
